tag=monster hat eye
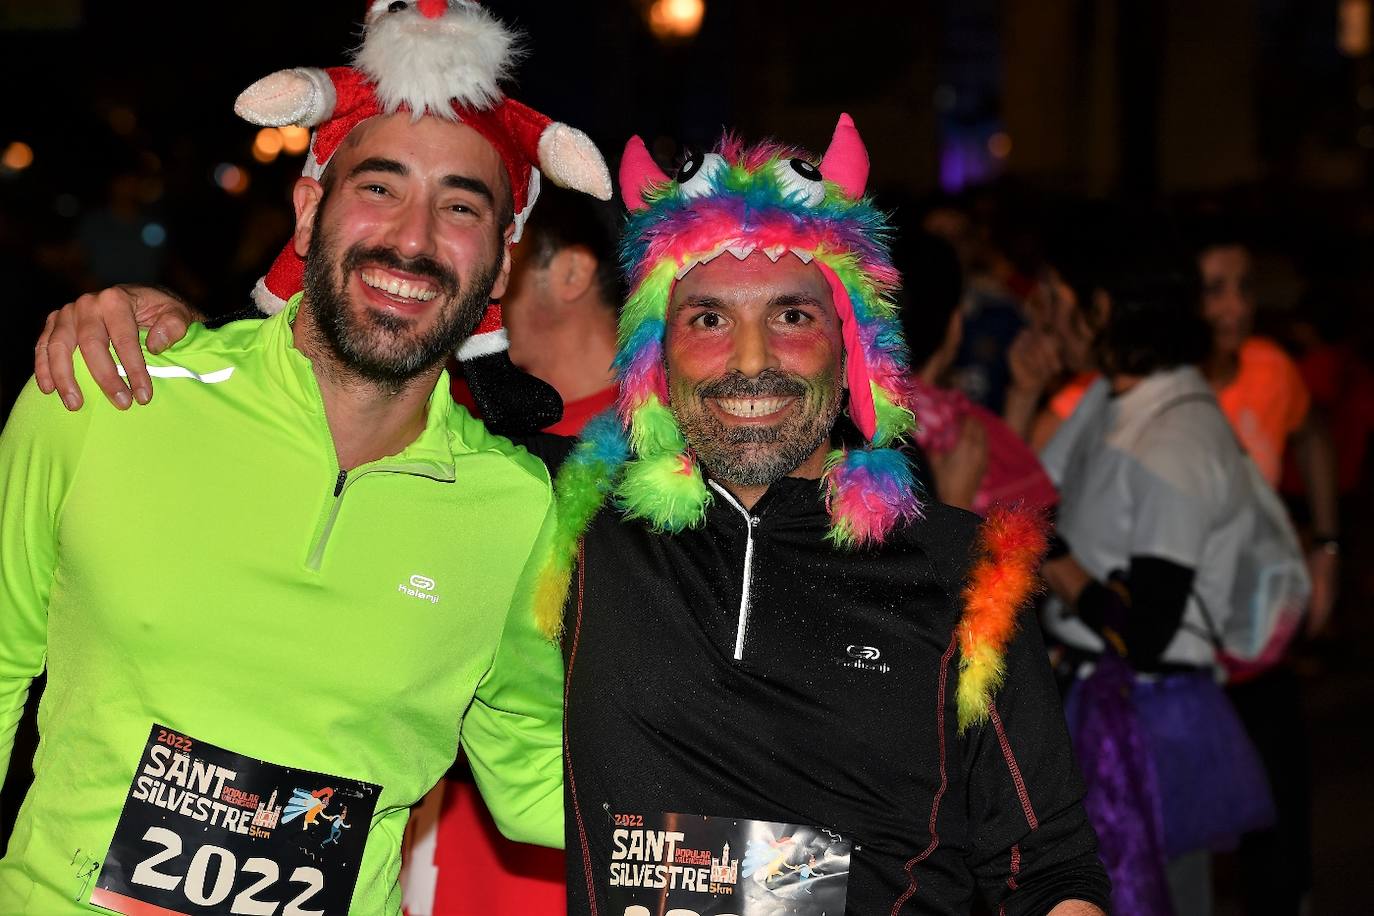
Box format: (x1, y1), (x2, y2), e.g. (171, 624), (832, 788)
(676, 152), (726, 199)
(773, 158), (827, 206)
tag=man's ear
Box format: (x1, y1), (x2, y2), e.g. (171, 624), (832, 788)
(292, 177), (325, 258)
(488, 222), (518, 301)
(549, 246), (597, 303)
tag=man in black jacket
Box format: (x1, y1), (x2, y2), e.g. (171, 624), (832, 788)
(535, 118), (1110, 916)
(32, 118), (1110, 916)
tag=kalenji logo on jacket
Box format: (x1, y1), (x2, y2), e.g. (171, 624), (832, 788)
(398, 574), (440, 604)
(839, 645), (889, 674)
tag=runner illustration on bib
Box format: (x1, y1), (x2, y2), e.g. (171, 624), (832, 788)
(605, 811), (850, 916)
(90, 724), (379, 916)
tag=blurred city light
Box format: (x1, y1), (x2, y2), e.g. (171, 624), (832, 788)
(278, 126), (311, 155)
(987, 132), (1013, 159)
(252, 127), (284, 164)
(1340, 0), (1371, 57)
(214, 163), (250, 195)
(141, 222), (167, 247)
(2, 141), (34, 171)
(647, 0), (704, 41)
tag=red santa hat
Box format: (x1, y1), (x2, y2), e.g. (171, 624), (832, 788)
(234, 0), (612, 365)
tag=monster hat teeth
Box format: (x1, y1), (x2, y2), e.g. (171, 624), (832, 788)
(673, 243), (817, 280)
(532, 115), (925, 636)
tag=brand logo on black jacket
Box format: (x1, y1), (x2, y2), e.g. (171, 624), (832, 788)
(839, 645), (889, 674)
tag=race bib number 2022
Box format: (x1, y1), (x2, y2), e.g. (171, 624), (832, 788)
(90, 724), (380, 916)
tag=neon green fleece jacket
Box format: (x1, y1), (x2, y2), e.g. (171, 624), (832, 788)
(0, 299), (563, 914)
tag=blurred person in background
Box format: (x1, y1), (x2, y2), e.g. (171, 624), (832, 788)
(1036, 220), (1276, 916)
(450, 184), (622, 438)
(1193, 228), (1339, 634)
(924, 195), (1034, 414)
(893, 226), (1056, 514)
(1192, 227), (1337, 916)
(1000, 211), (1104, 454)
(1280, 292), (1374, 516)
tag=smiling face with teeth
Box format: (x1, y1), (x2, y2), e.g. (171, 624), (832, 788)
(291, 113), (514, 390)
(666, 250), (846, 490)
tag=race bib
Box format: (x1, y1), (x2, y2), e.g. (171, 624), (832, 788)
(605, 811), (850, 916)
(90, 724), (380, 915)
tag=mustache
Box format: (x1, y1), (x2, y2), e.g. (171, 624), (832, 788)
(341, 245), (460, 298)
(695, 369), (807, 399)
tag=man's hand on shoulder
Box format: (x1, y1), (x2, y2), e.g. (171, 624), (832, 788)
(35, 284), (201, 412)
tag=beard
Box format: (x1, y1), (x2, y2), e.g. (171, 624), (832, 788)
(300, 206), (500, 393)
(671, 367), (844, 488)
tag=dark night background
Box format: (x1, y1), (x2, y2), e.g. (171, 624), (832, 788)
(3, 1), (1374, 912)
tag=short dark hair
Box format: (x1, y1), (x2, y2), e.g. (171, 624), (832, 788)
(890, 227), (963, 370)
(1183, 211), (1251, 261)
(520, 184), (624, 308)
(1044, 206), (1210, 376)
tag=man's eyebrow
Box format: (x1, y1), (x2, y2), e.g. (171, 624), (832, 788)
(770, 292), (825, 308)
(346, 157), (407, 180)
(441, 174), (495, 204)
(676, 294), (731, 311)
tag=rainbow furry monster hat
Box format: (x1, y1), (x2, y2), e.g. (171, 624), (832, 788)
(534, 114), (922, 636)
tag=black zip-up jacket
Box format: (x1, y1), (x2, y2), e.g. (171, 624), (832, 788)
(561, 475), (1110, 916)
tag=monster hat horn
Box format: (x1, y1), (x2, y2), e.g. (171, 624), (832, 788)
(532, 115), (922, 637)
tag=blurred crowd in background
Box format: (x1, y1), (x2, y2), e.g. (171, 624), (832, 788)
(5, 1), (1374, 914)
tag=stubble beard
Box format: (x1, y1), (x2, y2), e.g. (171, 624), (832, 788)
(300, 206), (500, 395)
(671, 367), (843, 488)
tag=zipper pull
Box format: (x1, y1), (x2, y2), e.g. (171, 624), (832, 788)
(601, 802), (615, 825)
(333, 469), (347, 497)
(749, 516), (761, 529)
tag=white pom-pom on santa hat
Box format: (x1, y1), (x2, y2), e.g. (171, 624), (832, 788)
(356, 0), (518, 118)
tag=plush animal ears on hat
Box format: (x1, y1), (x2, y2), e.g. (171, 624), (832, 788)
(614, 113), (897, 444)
(617, 112), (870, 209)
(233, 0), (612, 319)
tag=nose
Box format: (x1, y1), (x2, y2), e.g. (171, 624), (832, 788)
(730, 317), (780, 378)
(416, 0), (447, 19)
(383, 198), (438, 261)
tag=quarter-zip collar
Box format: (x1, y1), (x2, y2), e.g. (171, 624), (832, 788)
(264, 293), (463, 478)
(262, 294), (465, 569)
(702, 474), (829, 526)
(704, 475), (830, 661)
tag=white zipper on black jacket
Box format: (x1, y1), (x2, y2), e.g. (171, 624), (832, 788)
(708, 479), (761, 661)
